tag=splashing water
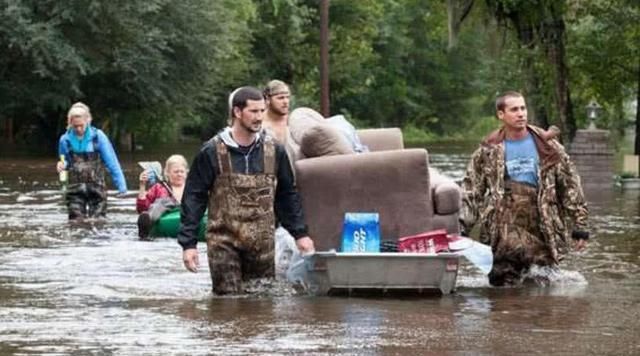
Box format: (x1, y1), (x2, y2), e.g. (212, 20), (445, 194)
(524, 265), (588, 287)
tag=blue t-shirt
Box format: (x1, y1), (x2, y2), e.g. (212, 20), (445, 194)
(505, 133), (539, 187)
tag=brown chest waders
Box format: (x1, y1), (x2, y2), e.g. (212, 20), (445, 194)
(488, 180), (555, 286)
(66, 151), (107, 220)
(206, 136), (277, 294)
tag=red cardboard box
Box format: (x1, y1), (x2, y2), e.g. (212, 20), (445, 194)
(398, 229), (449, 253)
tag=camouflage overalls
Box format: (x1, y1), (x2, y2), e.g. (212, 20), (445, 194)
(490, 181), (552, 285)
(461, 125), (589, 286)
(206, 136), (278, 294)
(66, 138), (108, 220)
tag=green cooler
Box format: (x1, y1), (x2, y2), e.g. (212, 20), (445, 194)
(149, 208), (207, 241)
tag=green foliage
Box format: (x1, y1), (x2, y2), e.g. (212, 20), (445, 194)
(0, 0), (255, 144)
(249, 0), (489, 137)
(402, 122), (439, 143)
(1, 0), (637, 150)
(249, 0), (317, 107)
(568, 0), (639, 133)
(403, 115), (499, 145)
(468, 115), (502, 138)
(334, 0), (488, 134)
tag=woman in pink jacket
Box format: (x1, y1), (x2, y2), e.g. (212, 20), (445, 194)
(136, 154), (188, 238)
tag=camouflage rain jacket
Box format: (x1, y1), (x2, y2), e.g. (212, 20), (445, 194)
(460, 125), (589, 262)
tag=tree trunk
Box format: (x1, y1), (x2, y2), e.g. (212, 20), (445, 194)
(447, 0), (475, 49)
(615, 99), (625, 138)
(3, 118), (14, 144)
(119, 130), (133, 152)
(523, 57), (549, 129)
(514, 21), (549, 129)
(544, 17), (574, 142)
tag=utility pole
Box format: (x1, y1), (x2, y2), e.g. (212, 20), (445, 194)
(320, 0), (330, 117)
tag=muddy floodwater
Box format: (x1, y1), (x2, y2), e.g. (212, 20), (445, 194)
(0, 145), (639, 355)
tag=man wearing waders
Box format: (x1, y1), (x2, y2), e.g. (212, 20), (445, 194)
(460, 91), (589, 286)
(178, 87), (315, 294)
(56, 103), (127, 220)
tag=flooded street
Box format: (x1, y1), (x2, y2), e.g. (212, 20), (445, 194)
(0, 148), (639, 355)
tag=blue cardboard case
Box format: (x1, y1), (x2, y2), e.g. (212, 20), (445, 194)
(341, 212), (381, 252)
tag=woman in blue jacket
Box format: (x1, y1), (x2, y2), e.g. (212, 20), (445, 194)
(56, 102), (127, 220)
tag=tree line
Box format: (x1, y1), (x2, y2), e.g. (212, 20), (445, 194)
(0, 0), (638, 150)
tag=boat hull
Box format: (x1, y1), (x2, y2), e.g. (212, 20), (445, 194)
(301, 252), (460, 296)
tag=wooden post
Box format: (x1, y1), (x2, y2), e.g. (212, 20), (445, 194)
(320, 0), (330, 117)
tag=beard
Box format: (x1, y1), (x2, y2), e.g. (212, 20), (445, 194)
(270, 105), (289, 117)
(240, 120), (262, 133)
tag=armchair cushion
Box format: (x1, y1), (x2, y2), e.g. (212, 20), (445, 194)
(289, 107), (325, 144)
(300, 124), (355, 157)
(290, 107), (355, 158)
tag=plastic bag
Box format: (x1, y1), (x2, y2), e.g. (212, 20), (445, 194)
(274, 227), (300, 280)
(274, 227), (314, 289)
(285, 251), (308, 289)
(147, 197), (178, 222)
(448, 235), (493, 275)
(326, 115), (369, 153)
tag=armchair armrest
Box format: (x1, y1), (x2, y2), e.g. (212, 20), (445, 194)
(429, 168), (462, 215)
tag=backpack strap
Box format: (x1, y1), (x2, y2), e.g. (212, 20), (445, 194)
(263, 134), (276, 175)
(213, 136), (232, 174)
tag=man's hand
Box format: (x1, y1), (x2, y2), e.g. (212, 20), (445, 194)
(183, 248), (199, 272)
(56, 160), (65, 173)
(296, 236), (315, 255)
(574, 239), (588, 251)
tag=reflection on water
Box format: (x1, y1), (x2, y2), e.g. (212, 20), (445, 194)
(0, 148), (639, 355)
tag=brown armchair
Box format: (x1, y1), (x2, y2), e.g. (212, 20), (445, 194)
(291, 125), (461, 251)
